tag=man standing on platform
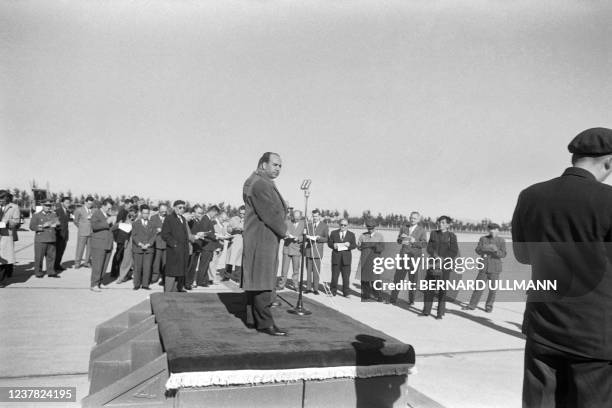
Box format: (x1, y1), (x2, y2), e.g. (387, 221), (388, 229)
(304, 209), (329, 295)
(278, 209), (304, 290)
(512, 127), (612, 407)
(242, 152), (292, 336)
(327, 219), (356, 297)
(150, 204), (168, 286)
(90, 198), (115, 291)
(73, 196), (94, 269)
(463, 223), (506, 312)
(161, 200), (190, 292)
(390, 211), (428, 305)
(54, 196), (71, 272)
(131, 205), (156, 290)
(30, 200), (60, 278)
(185, 205), (204, 290)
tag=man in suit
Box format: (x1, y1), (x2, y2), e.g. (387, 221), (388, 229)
(150, 204), (168, 285)
(54, 196), (71, 271)
(131, 205), (156, 290)
(304, 209), (329, 295)
(184, 205), (204, 289)
(390, 211), (428, 305)
(464, 223), (507, 312)
(327, 219), (357, 297)
(191, 205), (220, 288)
(512, 128), (612, 407)
(225, 206), (246, 282)
(73, 196), (94, 269)
(29, 200), (60, 278)
(242, 152), (292, 336)
(278, 209), (304, 290)
(161, 200), (190, 292)
(90, 198), (115, 292)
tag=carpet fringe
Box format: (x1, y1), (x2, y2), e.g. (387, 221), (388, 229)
(166, 364), (416, 389)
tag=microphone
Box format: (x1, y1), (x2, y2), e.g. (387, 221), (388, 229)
(300, 179), (312, 190)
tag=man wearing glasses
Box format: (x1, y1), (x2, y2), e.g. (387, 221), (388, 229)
(161, 200), (190, 292)
(327, 219), (357, 297)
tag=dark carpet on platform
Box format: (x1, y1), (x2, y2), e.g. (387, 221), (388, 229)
(150, 292), (415, 374)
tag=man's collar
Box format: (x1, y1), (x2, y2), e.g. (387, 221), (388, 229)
(562, 167), (596, 180)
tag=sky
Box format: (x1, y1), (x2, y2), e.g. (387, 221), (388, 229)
(2, 0), (612, 223)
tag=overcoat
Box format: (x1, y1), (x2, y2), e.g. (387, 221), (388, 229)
(90, 209), (113, 251)
(357, 231), (384, 282)
(241, 170), (288, 291)
(161, 212), (190, 278)
(512, 166), (612, 359)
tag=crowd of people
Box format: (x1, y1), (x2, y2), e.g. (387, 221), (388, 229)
(0, 187), (508, 318)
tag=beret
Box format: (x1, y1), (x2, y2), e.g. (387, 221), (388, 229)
(364, 218), (377, 228)
(568, 127), (612, 156)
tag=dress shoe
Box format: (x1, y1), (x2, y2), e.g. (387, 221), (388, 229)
(83, 262), (92, 268)
(35, 275), (44, 278)
(184, 285), (192, 290)
(419, 312), (429, 317)
(408, 301), (415, 306)
(90, 286), (101, 292)
(48, 274), (60, 278)
(55, 266), (66, 272)
(73, 264), (82, 269)
(178, 289), (188, 292)
(303, 289), (312, 294)
(312, 291), (319, 295)
(133, 287), (140, 291)
(221, 277), (230, 282)
(270, 301), (281, 307)
(462, 306), (476, 310)
(435, 315), (443, 320)
(141, 287), (151, 290)
(485, 307), (493, 313)
(343, 294), (350, 298)
(98, 285), (108, 290)
(257, 326), (288, 336)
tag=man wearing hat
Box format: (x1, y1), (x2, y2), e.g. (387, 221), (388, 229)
(463, 223), (506, 312)
(512, 127), (612, 407)
(29, 200), (60, 278)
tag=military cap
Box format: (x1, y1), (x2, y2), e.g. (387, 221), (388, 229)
(41, 200), (53, 206)
(364, 218), (377, 228)
(568, 127), (612, 156)
(488, 223), (501, 230)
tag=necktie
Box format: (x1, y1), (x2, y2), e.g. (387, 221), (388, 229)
(341, 232), (345, 240)
(143, 220), (147, 227)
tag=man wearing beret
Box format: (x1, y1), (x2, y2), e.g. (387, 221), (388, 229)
(463, 223), (506, 312)
(29, 200), (60, 278)
(512, 127), (612, 407)
(242, 152), (292, 336)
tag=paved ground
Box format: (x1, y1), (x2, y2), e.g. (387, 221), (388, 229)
(0, 225), (525, 407)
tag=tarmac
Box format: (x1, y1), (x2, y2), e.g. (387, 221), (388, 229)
(0, 225), (525, 407)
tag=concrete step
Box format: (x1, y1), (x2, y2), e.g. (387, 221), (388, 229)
(94, 299), (151, 344)
(90, 360), (131, 394)
(88, 316), (157, 379)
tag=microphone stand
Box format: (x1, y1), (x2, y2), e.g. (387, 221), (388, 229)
(289, 181), (312, 316)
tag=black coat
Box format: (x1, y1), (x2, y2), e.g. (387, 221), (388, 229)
(241, 170), (288, 291)
(512, 167), (612, 359)
(161, 212), (190, 277)
(55, 205), (70, 240)
(327, 229), (357, 266)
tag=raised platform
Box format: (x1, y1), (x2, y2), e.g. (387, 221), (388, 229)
(84, 292), (415, 407)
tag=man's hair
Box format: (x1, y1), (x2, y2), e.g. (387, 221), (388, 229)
(191, 204), (202, 212)
(257, 152), (280, 168)
(60, 196), (71, 202)
(312, 209), (320, 215)
(173, 200), (185, 207)
(85, 196), (94, 202)
(208, 204), (220, 213)
(128, 205), (139, 213)
(239, 205), (246, 211)
(158, 203), (168, 210)
(124, 198), (133, 204)
(410, 211), (420, 217)
(437, 215), (452, 224)
(571, 153), (612, 165)
(102, 198), (114, 206)
(140, 204), (150, 211)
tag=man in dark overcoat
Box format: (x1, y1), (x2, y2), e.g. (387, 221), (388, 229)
(161, 200), (190, 292)
(242, 152), (290, 336)
(512, 127), (612, 407)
